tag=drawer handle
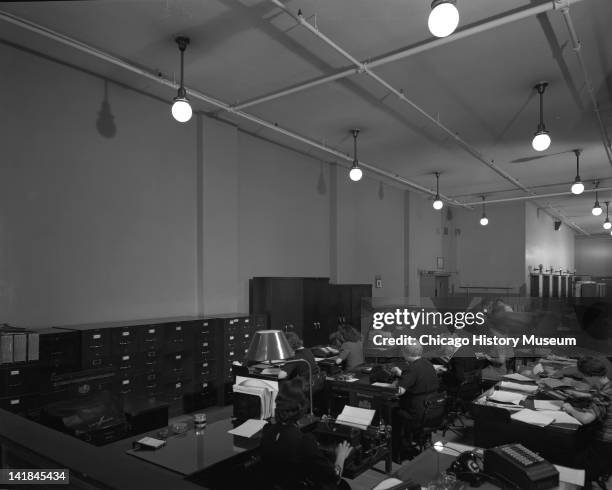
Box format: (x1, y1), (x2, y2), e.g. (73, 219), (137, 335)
(147, 374), (156, 381)
(145, 339), (155, 342)
(90, 345), (102, 349)
(147, 352), (156, 357)
(92, 359), (102, 366)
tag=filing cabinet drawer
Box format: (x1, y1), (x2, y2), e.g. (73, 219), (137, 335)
(111, 327), (139, 353)
(0, 394), (39, 414)
(164, 323), (191, 352)
(39, 330), (81, 373)
(115, 375), (137, 396)
(163, 352), (191, 376)
(195, 361), (216, 381)
(141, 350), (162, 371)
(140, 325), (164, 350)
(164, 379), (193, 397)
(195, 320), (216, 337)
(115, 353), (139, 373)
(82, 356), (113, 370)
(82, 329), (110, 350)
(0, 365), (39, 396)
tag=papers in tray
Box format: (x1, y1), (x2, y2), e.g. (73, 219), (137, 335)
(534, 399), (563, 411)
(228, 419), (268, 438)
(511, 409), (555, 427)
(336, 405), (375, 430)
(488, 390), (526, 405)
(371, 382), (395, 388)
(538, 410), (581, 426)
(499, 381), (538, 394)
(502, 373), (536, 383)
(260, 367), (281, 376)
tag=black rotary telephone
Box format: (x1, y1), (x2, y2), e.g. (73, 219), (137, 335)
(448, 450), (484, 486)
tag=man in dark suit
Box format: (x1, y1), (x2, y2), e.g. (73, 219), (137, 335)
(390, 342), (440, 461)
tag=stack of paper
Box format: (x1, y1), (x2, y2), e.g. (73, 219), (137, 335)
(488, 390), (525, 405)
(511, 409), (555, 427)
(371, 382), (395, 388)
(534, 399), (563, 411)
(538, 410), (581, 426)
(336, 405), (375, 430)
(503, 373), (535, 383)
(228, 419), (268, 438)
(500, 381), (539, 394)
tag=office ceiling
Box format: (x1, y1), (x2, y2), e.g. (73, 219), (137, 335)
(2, 0), (612, 235)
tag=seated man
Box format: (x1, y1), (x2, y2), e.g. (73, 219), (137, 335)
(561, 356), (612, 483)
(280, 332), (324, 393)
(390, 343), (439, 460)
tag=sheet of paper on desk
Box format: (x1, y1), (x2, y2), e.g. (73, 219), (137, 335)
(500, 381), (539, 393)
(228, 419), (268, 438)
(502, 373), (535, 383)
(371, 382), (395, 388)
(136, 437), (166, 449)
(260, 367), (280, 376)
(538, 410), (582, 426)
(336, 405), (375, 430)
(488, 390), (525, 405)
(511, 409), (554, 427)
(534, 399), (563, 411)
(555, 465), (585, 487)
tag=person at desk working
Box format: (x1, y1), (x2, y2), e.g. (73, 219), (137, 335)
(390, 343), (439, 460)
(260, 378), (353, 490)
(333, 326), (364, 370)
(279, 332), (324, 392)
(560, 356), (612, 484)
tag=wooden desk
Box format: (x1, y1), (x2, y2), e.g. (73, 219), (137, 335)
(472, 385), (590, 467)
(324, 371), (400, 425)
(392, 443), (583, 489)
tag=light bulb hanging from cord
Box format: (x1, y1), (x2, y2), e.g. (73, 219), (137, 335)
(432, 172), (443, 210)
(428, 0), (459, 38)
(592, 183), (602, 216)
(349, 129), (363, 182)
(171, 36), (192, 123)
(570, 149), (584, 195)
(479, 196), (488, 226)
(532, 82), (551, 151)
(604, 202), (611, 230)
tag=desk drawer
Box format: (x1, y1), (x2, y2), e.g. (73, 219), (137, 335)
(0, 394), (39, 414)
(0, 366), (39, 396)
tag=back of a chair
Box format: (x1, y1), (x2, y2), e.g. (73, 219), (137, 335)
(421, 392), (447, 430)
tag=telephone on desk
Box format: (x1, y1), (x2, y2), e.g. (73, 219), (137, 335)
(484, 443), (559, 490)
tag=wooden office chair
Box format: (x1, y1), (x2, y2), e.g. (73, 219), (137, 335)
(445, 369), (482, 434)
(413, 392), (449, 453)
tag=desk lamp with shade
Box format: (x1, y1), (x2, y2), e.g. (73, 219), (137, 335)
(245, 330), (315, 419)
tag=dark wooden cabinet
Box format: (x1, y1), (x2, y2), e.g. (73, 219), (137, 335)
(249, 277), (372, 347)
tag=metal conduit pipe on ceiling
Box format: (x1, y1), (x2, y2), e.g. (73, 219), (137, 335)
(462, 186), (612, 206)
(234, 0), (585, 111)
(559, 6), (612, 167)
(0, 11), (469, 208)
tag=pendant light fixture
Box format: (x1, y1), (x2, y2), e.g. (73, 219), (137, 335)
(428, 0), (459, 38)
(603, 202), (611, 230)
(171, 36), (192, 123)
(592, 183), (602, 216)
(432, 172), (443, 210)
(570, 149), (584, 195)
(479, 196), (489, 226)
(349, 129), (363, 182)
(532, 82), (551, 152)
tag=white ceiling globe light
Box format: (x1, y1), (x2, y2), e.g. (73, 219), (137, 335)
(171, 37), (192, 123)
(428, 0), (459, 38)
(604, 220), (611, 230)
(349, 166), (363, 182)
(433, 198), (444, 210)
(172, 97), (192, 123)
(532, 131), (551, 152)
(349, 129), (363, 182)
(592, 203), (602, 216)
(571, 179), (584, 195)
(480, 216), (489, 226)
